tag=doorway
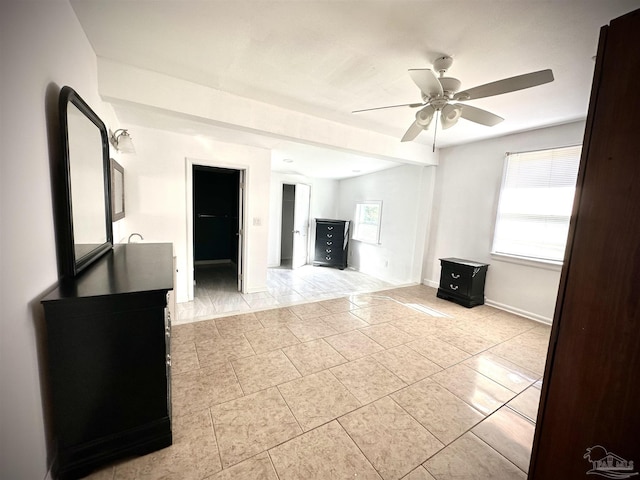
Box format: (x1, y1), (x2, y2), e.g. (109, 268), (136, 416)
(191, 165), (245, 295)
(280, 183), (311, 269)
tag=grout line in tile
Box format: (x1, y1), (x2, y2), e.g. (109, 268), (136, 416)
(468, 430), (530, 475)
(504, 402), (538, 425)
(385, 394), (446, 463)
(206, 407), (224, 477)
(275, 383), (305, 433)
(266, 450), (283, 480)
(334, 416), (386, 480)
(227, 359), (246, 397)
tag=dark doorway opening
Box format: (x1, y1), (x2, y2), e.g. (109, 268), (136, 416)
(280, 184), (295, 268)
(193, 165), (240, 290)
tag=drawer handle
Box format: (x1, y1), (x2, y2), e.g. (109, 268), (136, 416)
(327, 226), (334, 230)
(166, 354), (172, 367)
(451, 273), (460, 279)
(326, 256), (331, 260)
(326, 249), (332, 253)
(449, 284), (459, 291)
(326, 241), (333, 245)
(165, 326), (171, 338)
(327, 234), (333, 238)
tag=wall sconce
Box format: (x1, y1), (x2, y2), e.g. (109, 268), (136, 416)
(109, 129), (136, 154)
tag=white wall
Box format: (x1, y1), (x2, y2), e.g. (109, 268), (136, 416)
(0, 2), (120, 477)
(267, 172), (339, 267)
(337, 165), (436, 285)
(423, 121), (587, 323)
(118, 125), (271, 301)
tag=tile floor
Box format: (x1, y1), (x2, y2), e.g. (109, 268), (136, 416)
(176, 263), (394, 323)
(85, 284), (550, 480)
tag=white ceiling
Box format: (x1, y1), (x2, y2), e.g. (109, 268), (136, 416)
(71, 0), (639, 177)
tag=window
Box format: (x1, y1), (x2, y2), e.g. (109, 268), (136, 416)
(492, 145), (582, 263)
(353, 201), (382, 244)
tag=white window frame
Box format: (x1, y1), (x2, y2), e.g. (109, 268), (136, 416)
(491, 145), (582, 265)
(353, 200), (382, 245)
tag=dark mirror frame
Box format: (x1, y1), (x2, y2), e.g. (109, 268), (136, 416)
(58, 86), (113, 278)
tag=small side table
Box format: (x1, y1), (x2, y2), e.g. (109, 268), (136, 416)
(437, 257), (489, 308)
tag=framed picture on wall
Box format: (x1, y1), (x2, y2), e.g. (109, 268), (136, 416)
(110, 158), (125, 221)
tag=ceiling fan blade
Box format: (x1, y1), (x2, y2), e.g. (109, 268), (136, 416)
(352, 102), (424, 113)
(401, 121), (424, 142)
(441, 104), (462, 130)
(409, 69), (443, 97)
(454, 69), (554, 101)
(459, 104), (504, 126)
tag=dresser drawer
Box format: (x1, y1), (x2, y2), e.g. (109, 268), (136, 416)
(316, 223), (340, 239)
(315, 244), (338, 260)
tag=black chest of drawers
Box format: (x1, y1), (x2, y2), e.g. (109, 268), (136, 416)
(41, 243), (174, 479)
(313, 219), (349, 270)
(437, 257), (489, 308)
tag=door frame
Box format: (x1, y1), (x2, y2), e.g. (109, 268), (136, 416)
(185, 157), (249, 300)
(291, 183), (311, 269)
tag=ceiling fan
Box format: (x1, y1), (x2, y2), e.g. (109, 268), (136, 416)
(353, 56), (554, 144)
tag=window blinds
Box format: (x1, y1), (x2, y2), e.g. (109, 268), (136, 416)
(492, 145), (582, 262)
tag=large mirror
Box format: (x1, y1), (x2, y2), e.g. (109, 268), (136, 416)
(58, 86), (113, 278)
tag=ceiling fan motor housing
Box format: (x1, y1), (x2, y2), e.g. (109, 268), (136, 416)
(439, 77), (461, 95)
(433, 55), (454, 73)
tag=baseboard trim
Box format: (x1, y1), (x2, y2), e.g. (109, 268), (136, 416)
(485, 299), (552, 325)
(422, 279), (552, 325)
(245, 285), (268, 294)
(423, 279), (439, 289)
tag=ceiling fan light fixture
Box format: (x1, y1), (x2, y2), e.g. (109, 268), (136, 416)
(441, 104), (463, 129)
(415, 105), (435, 127)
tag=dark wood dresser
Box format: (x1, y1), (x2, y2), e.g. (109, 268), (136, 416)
(436, 257), (489, 308)
(530, 9), (640, 478)
(41, 243), (174, 480)
(313, 219), (349, 269)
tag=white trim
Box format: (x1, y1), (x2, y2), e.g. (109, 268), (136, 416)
(245, 285), (269, 294)
(186, 158), (249, 300)
(422, 278), (553, 325)
(485, 298), (553, 325)
(490, 252), (562, 271)
(423, 279), (440, 288)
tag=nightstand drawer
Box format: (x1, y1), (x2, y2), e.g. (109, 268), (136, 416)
(439, 270), (470, 297)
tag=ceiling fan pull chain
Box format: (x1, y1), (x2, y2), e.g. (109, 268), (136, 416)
(432, 114), (439, 153)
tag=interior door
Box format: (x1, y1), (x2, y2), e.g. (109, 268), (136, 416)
(291, 183), (311, 269)
(237, 170), (245, 292)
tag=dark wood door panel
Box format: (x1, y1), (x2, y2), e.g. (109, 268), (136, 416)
(529, 8), (640, 479)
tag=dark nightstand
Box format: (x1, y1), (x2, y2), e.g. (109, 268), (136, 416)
(437, 257), (489, 308)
